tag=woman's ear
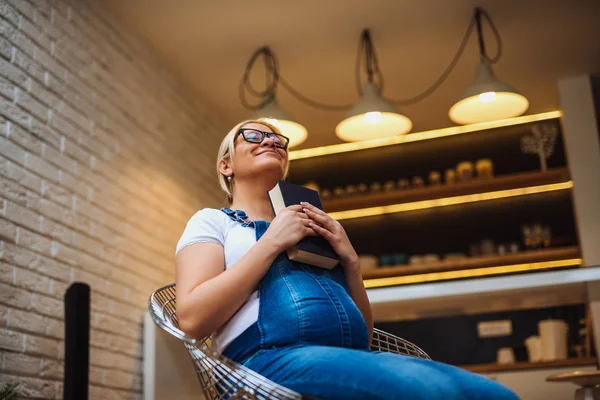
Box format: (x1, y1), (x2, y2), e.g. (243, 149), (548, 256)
(218, 158), (232, 178)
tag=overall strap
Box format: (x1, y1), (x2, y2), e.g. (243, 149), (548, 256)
(220, 207), (270, 238)
(220, 207), (254, 227)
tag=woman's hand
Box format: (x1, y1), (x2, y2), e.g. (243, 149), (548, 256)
(301, 202), (359, 272)
(261, 204), (317, 253)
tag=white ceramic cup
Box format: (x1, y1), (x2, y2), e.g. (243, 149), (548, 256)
(525, 336), (542, 362)
(538, 320), (568, 361)
(496, 347), (516, 364)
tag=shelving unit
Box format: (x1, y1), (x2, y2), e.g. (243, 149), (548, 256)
(288, 113), (578, 287)
(287, 110), (597, 371)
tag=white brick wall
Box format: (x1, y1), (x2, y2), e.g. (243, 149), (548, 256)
(0, 0), (227, 398)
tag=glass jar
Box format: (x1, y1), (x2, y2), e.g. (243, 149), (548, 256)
(476, 159), (494, 179)
(456, 161), (474, 181)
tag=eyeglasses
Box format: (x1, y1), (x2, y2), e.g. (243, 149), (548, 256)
(238, 129), (290, 150)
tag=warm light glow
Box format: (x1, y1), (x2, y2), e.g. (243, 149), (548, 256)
(268, 119), (308, 148)
(363, 259), (582, 288)
(449, 92), (529, 125)
(336, 112), (412, 142)
(479, 91), (497, 103)
(329, 181), (573, 221)
(364, 111), (383, 124)
(290, 111), (561, 160)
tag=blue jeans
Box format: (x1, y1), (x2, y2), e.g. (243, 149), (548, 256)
(243, 346), (517, 400)
(221, 209), (518, 400)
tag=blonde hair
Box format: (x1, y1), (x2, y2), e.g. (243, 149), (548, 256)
(216, 119), (290, 203)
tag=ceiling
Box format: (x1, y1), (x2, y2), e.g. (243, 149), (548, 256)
(105, 0), (600, 149)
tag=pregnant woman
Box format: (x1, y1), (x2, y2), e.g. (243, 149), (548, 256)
(175, 119), (518, 400)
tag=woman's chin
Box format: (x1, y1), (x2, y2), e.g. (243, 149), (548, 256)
(247, 162), (284, 180)
(255, 158), (285, 170)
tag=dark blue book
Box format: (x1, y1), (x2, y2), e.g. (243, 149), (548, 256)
(267, 180), (340, 269)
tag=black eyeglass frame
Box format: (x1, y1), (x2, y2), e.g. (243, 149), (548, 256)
(237, 129), (290, 150)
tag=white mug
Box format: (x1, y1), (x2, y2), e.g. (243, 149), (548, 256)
(496, 347), (516, 364)
(525, 336), (542, 362)
(539, 320), (568, 361)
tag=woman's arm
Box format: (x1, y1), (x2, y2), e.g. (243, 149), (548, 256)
(176, 239), (280, 340)
(176, 205), (316, 340)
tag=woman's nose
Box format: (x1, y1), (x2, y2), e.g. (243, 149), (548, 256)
(261, 135), (276, 147)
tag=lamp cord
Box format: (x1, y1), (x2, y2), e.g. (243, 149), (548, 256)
(239, 46), (353, 111)
(239, 47), (279, 110)
(356, 29), (385, 96)
(387, 8), (502, 105)
(476, 7), (503, 64)
(384, 15), (476, 105)
(239, 7), (503, 111)
(476, 8), (487, 59)
(279, 76), (353, 111)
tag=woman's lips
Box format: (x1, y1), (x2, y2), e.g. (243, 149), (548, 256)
(257, 150), (281, 158)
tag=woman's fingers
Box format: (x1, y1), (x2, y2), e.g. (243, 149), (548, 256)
(301, 203), (335, 230)
(300, 202), (327, 216)
(304, 208), (328, 226)
(297, 212), (310, 220)
(284, 204), (314, 219)
(309, 221), (334, 240)
(303, 226), (319, 236)
(301, 217), (314, 226)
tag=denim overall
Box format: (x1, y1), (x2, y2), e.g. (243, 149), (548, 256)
(222, 208), (369, 364)
(220, 208), (518, 400)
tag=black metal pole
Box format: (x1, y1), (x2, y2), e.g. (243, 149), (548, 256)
(63, 283), (90, 400)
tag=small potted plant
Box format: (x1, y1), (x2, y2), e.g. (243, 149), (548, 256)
(0, 382), (20, 400)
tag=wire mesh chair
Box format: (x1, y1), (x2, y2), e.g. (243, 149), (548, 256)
(148, 283), (431, 400)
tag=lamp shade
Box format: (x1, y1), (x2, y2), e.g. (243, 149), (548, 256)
(335, 82), (412, 142)
(449, 60), (529, 125)
(249, 97), (308, 148)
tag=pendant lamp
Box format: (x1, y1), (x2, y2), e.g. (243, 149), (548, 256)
(335, 30), (412, 142)
(449, 8), (528, 124)
(336, 82), (412, 142)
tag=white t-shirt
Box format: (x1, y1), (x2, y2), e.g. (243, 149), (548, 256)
(175, 208), (259, 354)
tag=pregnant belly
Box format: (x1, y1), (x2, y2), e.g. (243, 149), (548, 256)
(259, 266), (369, 349)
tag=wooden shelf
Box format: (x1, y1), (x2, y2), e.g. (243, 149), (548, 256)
(362, 246), (581, 280)
(369, 267), (600, 322)
(462, 357), (598, 374)
(323, 168), (571, 213)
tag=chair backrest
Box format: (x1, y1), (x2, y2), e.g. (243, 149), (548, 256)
(148, 284), (302, 400)
(148, 284), (189, 341)
(371, 329), (431, 360)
